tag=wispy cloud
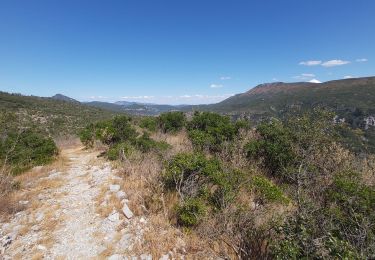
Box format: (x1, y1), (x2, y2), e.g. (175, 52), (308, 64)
(210, 84), (223, 88)
(299, 59), (351, 67)
(344, 75), (354, 79)
(220, 76), (231, 80)
(308, 79), (321, 83)
(121, 95), (154, 99)
(321, 59), (350, 67)
(299, 60), (322, 66)
(293, 73), (315, 80)
(89, 95), (108, 99)
(356, 58), (368, 62)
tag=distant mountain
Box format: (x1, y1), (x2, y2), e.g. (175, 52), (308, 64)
(0, 91), (116, 136)
(85, 101), (127, 112)
(86, 101), (183, 115)
(202, 77), (375, 117)
(194, 76), (375, 153)
(51, 94), (79, 103)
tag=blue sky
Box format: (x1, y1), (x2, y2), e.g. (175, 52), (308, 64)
(0, 0), (374, 104)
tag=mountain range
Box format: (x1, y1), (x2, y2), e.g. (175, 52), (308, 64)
(2, 76), (375, 151)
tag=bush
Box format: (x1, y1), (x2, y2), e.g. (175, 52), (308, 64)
(79, 124), (95, 148)
(135, 132), (170, 153)
(177, 198), (207, 227)
(163, 153), (221, 192)
(107, 142), (134, 160)
(1, 129), (58, 174)
(111, 115), (137, 143)
(245, 119), (296, 179)
(188, 112), (236, 152)
(158, 111), (186, 133)
(139, 116), (158, 132)
(80, 115), (137, 147)
(251, 176), (289, 204)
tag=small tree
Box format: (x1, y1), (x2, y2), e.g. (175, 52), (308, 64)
(158, 111), (186, 133)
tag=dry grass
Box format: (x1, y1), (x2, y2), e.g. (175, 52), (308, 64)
(95, 187), (124, 218)
(30, 251), (44, 260)
(54, 136), (81, 150)
(362, 154), (375, 185)
(0, 151), (68, 221)
(151, 130), (193, 155)
(131, 213), (185, 258)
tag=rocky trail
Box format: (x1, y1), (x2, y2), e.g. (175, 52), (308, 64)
(0, 147), (171, 260)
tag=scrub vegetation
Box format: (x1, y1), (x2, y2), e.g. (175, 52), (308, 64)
(80, 109), (375, 259)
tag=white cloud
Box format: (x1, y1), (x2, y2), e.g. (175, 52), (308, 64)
(121, 95), (154, 99)
(301, 73), (315, 77)
(293, 73), (316, 80)
(89, 95), (108, 99)
(308, 79), (322, 83)
(299, 60), (322, 66)
(344, 75), (354, 79)
(220, 76), (231, 80)
(321, 59), (350, 67)
(210, 84), (223, 88)
(356, 58), (368, 62)
(272, 78), (278, 81)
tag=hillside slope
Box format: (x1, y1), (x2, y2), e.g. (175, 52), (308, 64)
(194, 77), (375, 152)
(207, 77), (375, 118)
(0, 91), (117, 137)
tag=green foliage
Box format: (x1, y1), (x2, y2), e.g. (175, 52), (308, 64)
(80, 115), (137, 146)
(245, 119), (296, 178)
(158, 111), (186, 133)
(188, 112), (236, 151)
(165, 152), (249, 226)
(0, 128), (58, 175)
(251, 176), (289, 204)
(234, 119), (251, 132)
(107, 142), (134, 160)
(164, 152), (214, 189)
(0, 91), (116, 137)
(139, 116), (158, 132)
(177, 198), (207, 227)
(324, 235), (361, 259)
(79, 124), (95, 148)
(135, 132), (171, 153)
(187, 129), (215, 150)
(111, 115), (138, 144)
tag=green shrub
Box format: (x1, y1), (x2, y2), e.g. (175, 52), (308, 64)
(111, 115), (137, 143)
(158, 111), (186, 133)
(79, 124), (95, 147)
(135, 132), (170, 153)
(251, 176), (289, 204)
(80, 115), (137, 147)
(325, 174), (375, 256)
(177, 198), (207, 227)
(187, 112), (236, 152)
(245, 119), (296, 178)
(139, 116), (158, 132)
(210, 169), (246, 209)
(164, 153), (224, 187)
(107, 142), (134, 160)
(235, 119), (251, 132)
(1, 129), (58, 174)
(188, 129), (215, 150)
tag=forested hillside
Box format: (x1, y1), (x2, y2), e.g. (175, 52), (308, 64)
(0, 91), (117, 137)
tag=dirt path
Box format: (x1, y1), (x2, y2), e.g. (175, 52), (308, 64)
(0, 147), (153, 260)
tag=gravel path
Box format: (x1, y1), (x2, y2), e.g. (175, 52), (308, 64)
(0, 147), (151, 259)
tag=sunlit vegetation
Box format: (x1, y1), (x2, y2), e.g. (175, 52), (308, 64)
(80, 108), (375, 258)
